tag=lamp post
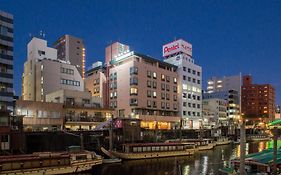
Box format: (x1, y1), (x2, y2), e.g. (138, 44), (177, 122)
(239, 114), (246, 175)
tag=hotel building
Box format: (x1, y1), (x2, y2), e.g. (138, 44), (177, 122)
(108, 50), (180, 130)
(163, 39), (202, 129)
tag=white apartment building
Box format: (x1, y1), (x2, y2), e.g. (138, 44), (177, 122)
(22, 37), (83, 101)
(164, 39), (202, 129)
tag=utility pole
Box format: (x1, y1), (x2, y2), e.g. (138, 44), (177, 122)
(239, 119), (246, 175)
(272, 126), (278, 175)
(80, 133), (84, 150)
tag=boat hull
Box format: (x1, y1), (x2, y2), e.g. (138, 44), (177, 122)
(0, 159), (102, 175)
(110, 149), (195, 160)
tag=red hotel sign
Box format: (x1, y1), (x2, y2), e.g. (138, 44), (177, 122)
(163, 39), (192, 57)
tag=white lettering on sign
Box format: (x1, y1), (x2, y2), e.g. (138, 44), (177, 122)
(163, 39), (192, 57)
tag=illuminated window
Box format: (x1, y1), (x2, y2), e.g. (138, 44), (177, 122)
(173, 77), (177, 84)
(153, 72), (157, 79)
(153, 91), (157, 98)
(130, 88), (138, 95)
(161, 74), (165, 81)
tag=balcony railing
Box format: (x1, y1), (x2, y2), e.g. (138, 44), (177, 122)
(65, 115), (106, 123)
(64, 102), (101, 108)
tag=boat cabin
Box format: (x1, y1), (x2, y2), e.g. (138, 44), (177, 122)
(122, 143), (195, 153)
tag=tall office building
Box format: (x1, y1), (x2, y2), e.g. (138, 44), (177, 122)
(22, 37), (83, 102)
(53, 35), (85, 78)
(0, 11), (13, 111)
(0, 10), (13, 152)
(164, 39), (202, 129)
(241, 75), (275, 123)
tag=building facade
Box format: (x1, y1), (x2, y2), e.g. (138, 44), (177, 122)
(53, 35), (85, 78)
(108, 51), (180, 130)
(0, 11), (13, 111)
(22, 37), (84, 102)
(84, 61), (106, 107)
(206, 75), (242, 95)
(202, 98), (228, 127)
(163, 39), (202, 129)
(241, 75), (275, 123)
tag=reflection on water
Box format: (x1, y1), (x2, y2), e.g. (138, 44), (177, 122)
(91, 141), (279, 175)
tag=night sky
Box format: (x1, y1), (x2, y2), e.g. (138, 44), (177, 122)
(1, 0), (281, 104)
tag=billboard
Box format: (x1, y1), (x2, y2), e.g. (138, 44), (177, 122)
(163, 39), (192, 57)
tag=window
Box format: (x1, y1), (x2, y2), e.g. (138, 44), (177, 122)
(153, 72), (157, 79)
(188, 77), (191, 82)
(147, 90), (152, 97)
(183, 93), (187, 98)
(197, 80), (201, 84)
(147, 80), (152, 87)
(183, 102), (187, 107)
(197, 71), (201, 76)
(166, 76), (170, 82)
(147, 70), (152, 77)
(130, 87), (138, 95)
(192, 78), (196, 83)
(192, 70), (196, 75)
(153, 91), (157, 98)
(173, 77), (177, 84)
(197, 96), (201, 100)
(197, 104), (201, 108)
(183, 75), (186, 80)
(161, 102), (165, 109)
(188, 68), (191, 73)
(61, 79), (80, 86)
(166, 84), (170, 91)
(188, 103), (191, 107)
(152, 81), (157, 89)
(147, 100), (151, 107)
(153, 101), (157, 108)
(130, 99), (138, 106)
(166, 102), (170, 109)
(38, 50), (45, 56)
(173, 104), (177, 110)
(166, 93), (170, 100)
(188, 94), (191, 99)
(183, 67), (186, 71)
(130, 77), (138, 85)
(173, 86), (177, 93)
(130, 67), (138, 75)
(173, 95), (177, 101)
(0, 26), (8, 36)
(193, 103), (196, 108)
(161, 93), (165, 99)
(61, 67), (74, 75)
(161, 74), (165, 81)
(161, 83), (165, 90)
(183, 111), (186, 115)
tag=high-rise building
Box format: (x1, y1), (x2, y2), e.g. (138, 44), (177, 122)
(53, 35), (85, 78)
(105, 42), (129, 65)
(108, 50), (180, 130)
(0, 11), (14, 111)
(241, 75), (275, 123)
(163, 39), (202, 129)
(22, 37), (84, 102)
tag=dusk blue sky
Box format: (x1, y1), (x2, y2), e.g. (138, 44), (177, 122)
(1, 0), (281, 104)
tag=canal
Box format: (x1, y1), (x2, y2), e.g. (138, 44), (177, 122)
(92, 141), (281, 175)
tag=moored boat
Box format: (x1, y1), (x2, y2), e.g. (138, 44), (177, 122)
(0, 146), (102, 175)
(107, 142), (195, 160)
(220, 148), (281, 174)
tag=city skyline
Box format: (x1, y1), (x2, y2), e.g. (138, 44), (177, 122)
(1, 0), (281, 104)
